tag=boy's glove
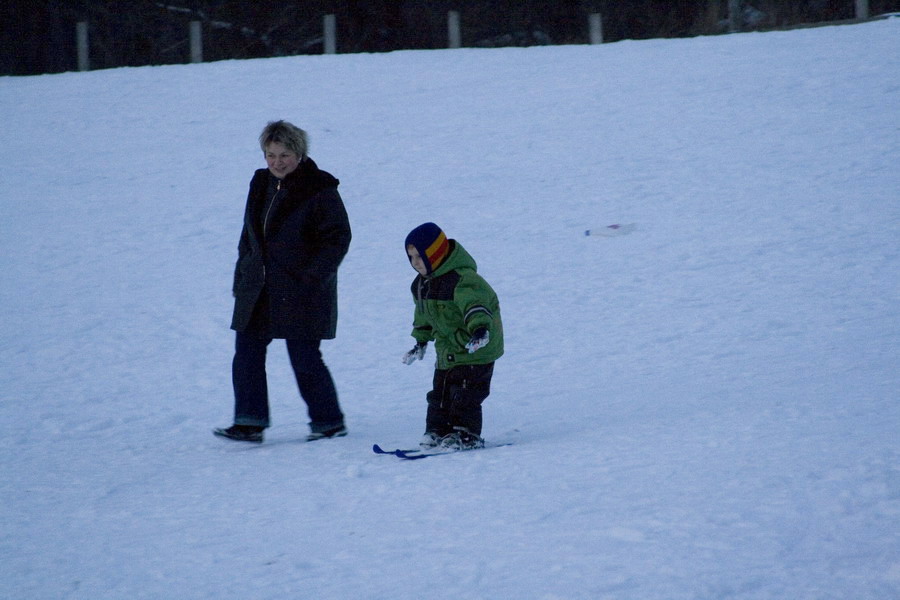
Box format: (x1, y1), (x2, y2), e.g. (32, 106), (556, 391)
(465, 328), (490, 354)
(402, 342), (427, 365)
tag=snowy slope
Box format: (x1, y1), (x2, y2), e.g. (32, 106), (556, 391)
(1, 18), (898, 600)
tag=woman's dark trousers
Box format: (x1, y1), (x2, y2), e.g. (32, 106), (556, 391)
(232, 331), (344, 433)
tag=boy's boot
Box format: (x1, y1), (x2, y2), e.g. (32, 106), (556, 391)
(420, 431), (442, 448)
(440, 427), (484, 450)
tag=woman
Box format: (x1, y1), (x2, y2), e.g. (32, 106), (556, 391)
(214, 120), (351, 443)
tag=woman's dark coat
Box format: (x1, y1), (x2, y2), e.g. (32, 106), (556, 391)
(230, 157), (351, 339)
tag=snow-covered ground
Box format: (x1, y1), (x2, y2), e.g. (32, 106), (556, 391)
(1, 18), (898, 600)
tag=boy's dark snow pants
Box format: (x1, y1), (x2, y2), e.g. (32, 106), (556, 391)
(425, 362), (494, 437)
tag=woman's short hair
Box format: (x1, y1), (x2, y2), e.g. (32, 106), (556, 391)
(259, 120), (308, 158)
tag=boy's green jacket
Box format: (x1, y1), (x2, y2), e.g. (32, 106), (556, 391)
(410, 240), (504, 370)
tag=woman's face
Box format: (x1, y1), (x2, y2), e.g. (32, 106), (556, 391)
(265, 141), (300, 179)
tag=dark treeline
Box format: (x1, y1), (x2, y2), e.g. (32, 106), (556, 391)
(3, 0), (898, 75)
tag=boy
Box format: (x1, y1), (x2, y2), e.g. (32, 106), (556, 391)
(402, 223), (504, 450)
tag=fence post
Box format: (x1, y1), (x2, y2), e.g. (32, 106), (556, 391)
(855, 0), (869, 19)
(323, 14), (336, 54)
(76, 22), (89, 71)
(189, 21), (203, 63)
(589, 13), (603, 44)
(448, 11), (461, 49)
(728, 0), (742, 32)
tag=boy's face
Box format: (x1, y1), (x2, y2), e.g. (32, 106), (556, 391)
(407, 244), (428, 276)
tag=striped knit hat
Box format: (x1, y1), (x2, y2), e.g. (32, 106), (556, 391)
(405, 222), (450, 275)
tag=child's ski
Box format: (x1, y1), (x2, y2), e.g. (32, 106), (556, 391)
(372, 442), (512, 460)
(393, 447), (459, 460)
(372, 444), (419, 457)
